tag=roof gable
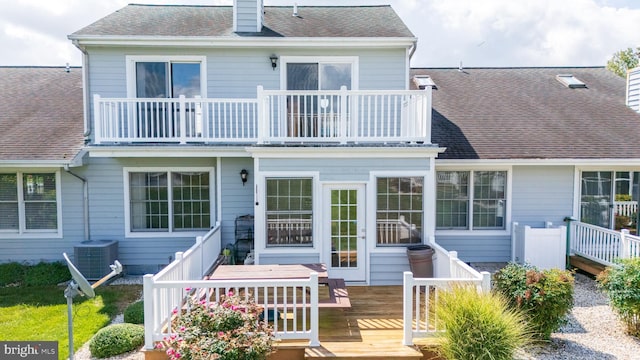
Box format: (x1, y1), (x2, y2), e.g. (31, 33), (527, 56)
(70, 5), (414, 39)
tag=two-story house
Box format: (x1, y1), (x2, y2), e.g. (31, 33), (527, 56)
(3, 1), (640, 285)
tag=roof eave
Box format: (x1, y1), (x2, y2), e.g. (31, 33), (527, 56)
(67, 35), (417, 48)
(436, 158), (640, 166)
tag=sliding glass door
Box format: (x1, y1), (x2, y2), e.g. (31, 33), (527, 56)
(580, 171), (639, 233)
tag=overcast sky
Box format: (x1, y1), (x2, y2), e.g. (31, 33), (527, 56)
(1, 0), (638, 68)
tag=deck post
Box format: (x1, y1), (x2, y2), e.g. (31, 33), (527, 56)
(179, 94), (187, 144)
(402, 271), (414, 346)
(309, 272), (320, 347)
(196, 236), (203, 278)
(93, 94), (102, 143)
(256, 85), (265, 144)
(621, 229), (631, 259)
(480, 271), (491, 293)
(143, 274), (155, 350)
(448, 250), (458, 277)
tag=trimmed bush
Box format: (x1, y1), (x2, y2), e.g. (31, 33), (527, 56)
(124, 300), (144, 324)
(493, 263), (574, 340)
(597, 257), (640, 336)
(89, 323), (145, 358)
(435, 285), (529, 360)
(0, 261), (70, 287)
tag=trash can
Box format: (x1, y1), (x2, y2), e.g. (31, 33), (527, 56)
(406, 244), (435, 278)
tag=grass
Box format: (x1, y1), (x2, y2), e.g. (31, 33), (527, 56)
(0, 283), (142, 360)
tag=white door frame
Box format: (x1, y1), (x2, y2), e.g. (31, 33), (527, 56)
(322, 183), (366, 282)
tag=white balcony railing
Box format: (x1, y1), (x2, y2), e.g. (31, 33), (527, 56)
(93, 86), (431, 144)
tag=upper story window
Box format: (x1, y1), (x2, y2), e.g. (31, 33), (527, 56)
(436, 170), (507, 230)
(124, 168), (213, 236)
(127, 56), (206, 98)
(0, 172), (60, 235)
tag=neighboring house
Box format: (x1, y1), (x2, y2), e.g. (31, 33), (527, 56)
(0, 67), (85, 260)
(2, 2), (640, 285)
(628, 67), (640, 113)
(413, 67), (640, 262)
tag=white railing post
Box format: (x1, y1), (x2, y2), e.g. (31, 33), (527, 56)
(179, 95), (187, 144)
(480, 271), (491, 293)
(449, 250), (458, 277)
(196, 236), (204, 278)
(143, 274), (155, 350)
(511, 222), (519, 262)
(93, 94), (102, 143)
(308, 272), (320, 347)
(175, 252), (184, 280)
(621, 229), (631, 259)
(402, 271), (414, 346)
(194, 95), (202, 138)
(424, 86), (432, 143)
(256, 86), (265, 144)
(339, 86), (348, 144)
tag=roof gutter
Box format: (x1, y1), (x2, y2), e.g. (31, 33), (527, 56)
(71, 39), (92, 138)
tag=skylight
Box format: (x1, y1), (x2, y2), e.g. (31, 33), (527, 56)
(413, 75), (437, 89)
(556, 74), (587, 88)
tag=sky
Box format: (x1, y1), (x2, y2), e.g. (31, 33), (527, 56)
(0, 0), (639, 68)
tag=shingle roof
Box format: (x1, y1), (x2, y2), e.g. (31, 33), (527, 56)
(411, 67), (640, 160)
(0, 67), (84, 162)
(70, 5), (414, 38)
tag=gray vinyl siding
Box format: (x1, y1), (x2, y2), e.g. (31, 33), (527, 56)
(511, 165), (575, 227)
(85, 47), (407, 141)
(628, 67), (640, 113)
(220, 157), (255, 249)
(0, 171), (85, 263)
(434, 235), (512, 263)
(259, 157), (430, 181)
(259, 253), (319, 265)
(73, 157), (219, 273)
(369, 253), (410, 285)
(235, 0), (261, 33)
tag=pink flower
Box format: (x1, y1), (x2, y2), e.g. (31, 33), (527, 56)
(185, 287), (192, 292)
(155, 343), (164, 349)
(218, 331), (224, 336)
(227, 291), (234, 296)
(179, 326), (186, 332)
(172, 308), (178, 314)
(231, 305), (238, 311)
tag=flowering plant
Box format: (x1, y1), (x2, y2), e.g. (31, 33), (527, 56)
(162, 292), (274, 360)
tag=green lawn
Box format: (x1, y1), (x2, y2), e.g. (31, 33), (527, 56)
(0, 284), (142, 360)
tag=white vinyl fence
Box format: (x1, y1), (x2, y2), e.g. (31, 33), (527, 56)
(570, 221), (640, 266)
(512, 222), (567, 269)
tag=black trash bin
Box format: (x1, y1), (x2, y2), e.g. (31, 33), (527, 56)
(406, 244), (435, 278)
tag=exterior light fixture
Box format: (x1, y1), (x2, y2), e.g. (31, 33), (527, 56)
(269, 54), (278, 70)
(240, 169), (249, 185)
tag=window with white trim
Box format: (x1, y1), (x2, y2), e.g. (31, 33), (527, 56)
(265, 178), (313, 247)
(436, 170), (507, 230)
(0, 172), (59, 233)
(126, 170), (212, 233)
(376, 177), (424, 246)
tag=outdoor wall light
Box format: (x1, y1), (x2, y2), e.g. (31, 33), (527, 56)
(269, 54), (278, 70)
(240, 169), (249, 185)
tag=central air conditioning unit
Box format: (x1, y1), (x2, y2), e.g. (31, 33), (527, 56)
(73, 240), (119, 280)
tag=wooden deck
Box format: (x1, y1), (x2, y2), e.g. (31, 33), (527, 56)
(274, 286), (440, 360)
(569, 255), (607, 276)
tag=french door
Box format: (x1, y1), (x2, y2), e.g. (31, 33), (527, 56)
(322, 184), (366, 282)
(580, 171), (639, 232)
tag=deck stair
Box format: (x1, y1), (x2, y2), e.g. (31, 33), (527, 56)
(569, 255), (607, 276)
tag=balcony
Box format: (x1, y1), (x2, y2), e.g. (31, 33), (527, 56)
(93, 86), (431, 145)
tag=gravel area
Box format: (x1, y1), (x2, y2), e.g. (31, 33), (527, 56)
(516, 273), (640, 360)
(74, 273), (640, 359)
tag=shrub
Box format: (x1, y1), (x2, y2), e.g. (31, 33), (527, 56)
(597, 257), (640, 336)
(435, 285), (529, 360)
(124, 300), (144, 324)
(493, 262), (574, 340)
(0, 262), (26, 286)
(89, 323), (145, 358)
(163, 293), (274, 360)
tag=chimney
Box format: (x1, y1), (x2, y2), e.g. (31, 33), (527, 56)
(233, 0), (264, 33)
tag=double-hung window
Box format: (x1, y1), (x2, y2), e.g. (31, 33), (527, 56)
(125, 169), (212, 235)
(0, 172), (60, 235)
(376, 177), (424, 246)
(265, 178), (313, 247)
(436, 170), (507, 230)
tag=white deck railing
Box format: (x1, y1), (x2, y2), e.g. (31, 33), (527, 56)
(143, 275), (320, 350)
(615, 201), (638, 218)
(569, 221), (640, 266)
(402, 238), (491, 345)
(93, 86), (431, 144)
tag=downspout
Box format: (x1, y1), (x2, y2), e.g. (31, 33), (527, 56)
(72, 39), (92, 138)
(64, 165), (90, 241)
